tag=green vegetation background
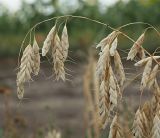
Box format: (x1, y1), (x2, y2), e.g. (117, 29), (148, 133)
(0, 0), (160, 57)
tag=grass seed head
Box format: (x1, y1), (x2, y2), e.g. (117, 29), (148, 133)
(61, 24), (69, 62)
(127, 33), (145, 61)
(114, 50), (125, 87)
(108, 115), (124, 138)
(32, 38), (40, 75)
(140, 58), (152, 91)
(110, 37), (118, 56)
(52, 34), (65, 81)
(42, 25), (56, 56)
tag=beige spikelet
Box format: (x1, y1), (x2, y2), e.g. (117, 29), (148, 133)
(153, 80), (160, 102)
(127, 33), (145, 60)
(134, 56), (160, 66)
(61, 24), (69, 61)
(32, 38), (40, 75)
(45, 129), (61, 138)
(147, 65), (159, 89)
(96, 31), (120, 50)
(99, 79), (110, 129)
(151, 112), (160, 138)
(110, 38), (118, 56)
(132, 109), (149, 138)
(52, 34), (65, 81)
(17, 83), (24, 100)
(108, 115), (124, 138)
(17, 44), (34, 99)
(142, 101), (154, 134)
(96, 45), (110, 80)
(108, 66), (118, 110)
(140, 58), (152, 91)
(42, 25), (56, 56)
(114, 50), (125, 87)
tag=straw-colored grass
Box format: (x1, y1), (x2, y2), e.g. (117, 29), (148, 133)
(16, 15), (160, 138)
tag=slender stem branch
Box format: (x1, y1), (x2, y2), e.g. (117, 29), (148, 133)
(18, 15), (160, 67)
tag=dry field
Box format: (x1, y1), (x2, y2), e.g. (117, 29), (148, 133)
(0, 58), (152, 138)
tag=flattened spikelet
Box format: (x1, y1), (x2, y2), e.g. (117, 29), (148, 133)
(151, 113), (160, 138)
(17, 44), (34, 99)
(153, 80), (160, 101)
(140, 58), (152, 91)
(33, 38), (40, 75)
(52, 34), (65, 81)
(114, 50), (125, 87)
(134, 56), (160, 66)
(61, 24), (69, 61)
(110, 38), (118, 56)
(127, 33), (145, 60)
(132, 109), (148, 138)
(99, 80), (110, 129)
(96, 45), (110, 80)
(109, 66), (118, 109)
(42, 25), (56, 56)
(109, 115), (124, 138)
(17, 83), (24, 100)
(148, 65), (158, 89)
(96, 31), (120, 50)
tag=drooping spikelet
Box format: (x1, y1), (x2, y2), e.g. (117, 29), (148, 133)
(99, 79), (110, 129)
(52, 34), (65, 81)
(45, 129), (61, 138)
(96, 31), (120, 50)
(132, 109), (149, 138)
(108, 115), (124, 138)
(110, 38), (118, 56)
(42, 25), (56, 56)
(61, 24), (69, 62)
(153, 80), (160, 102)
(142, 101), (154, 134)
(127, 33), (145, 60)
(151, 111), (160, 138)
(17, 83), (24, 100)
(140, 58), (152, 91)
(134, 56), (160, 66)
(96, 45), (110, 80)
(114, 50), (125, 87)
(17, 44), (34, 99)
(32, 38), (40, 75)
(147, 65), (159, 89)
(108, 66), (118, 110)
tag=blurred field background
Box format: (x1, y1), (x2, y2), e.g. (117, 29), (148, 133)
(0, 0), (160, 138)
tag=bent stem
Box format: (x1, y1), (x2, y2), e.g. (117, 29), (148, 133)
(18, 15), (160, 79)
